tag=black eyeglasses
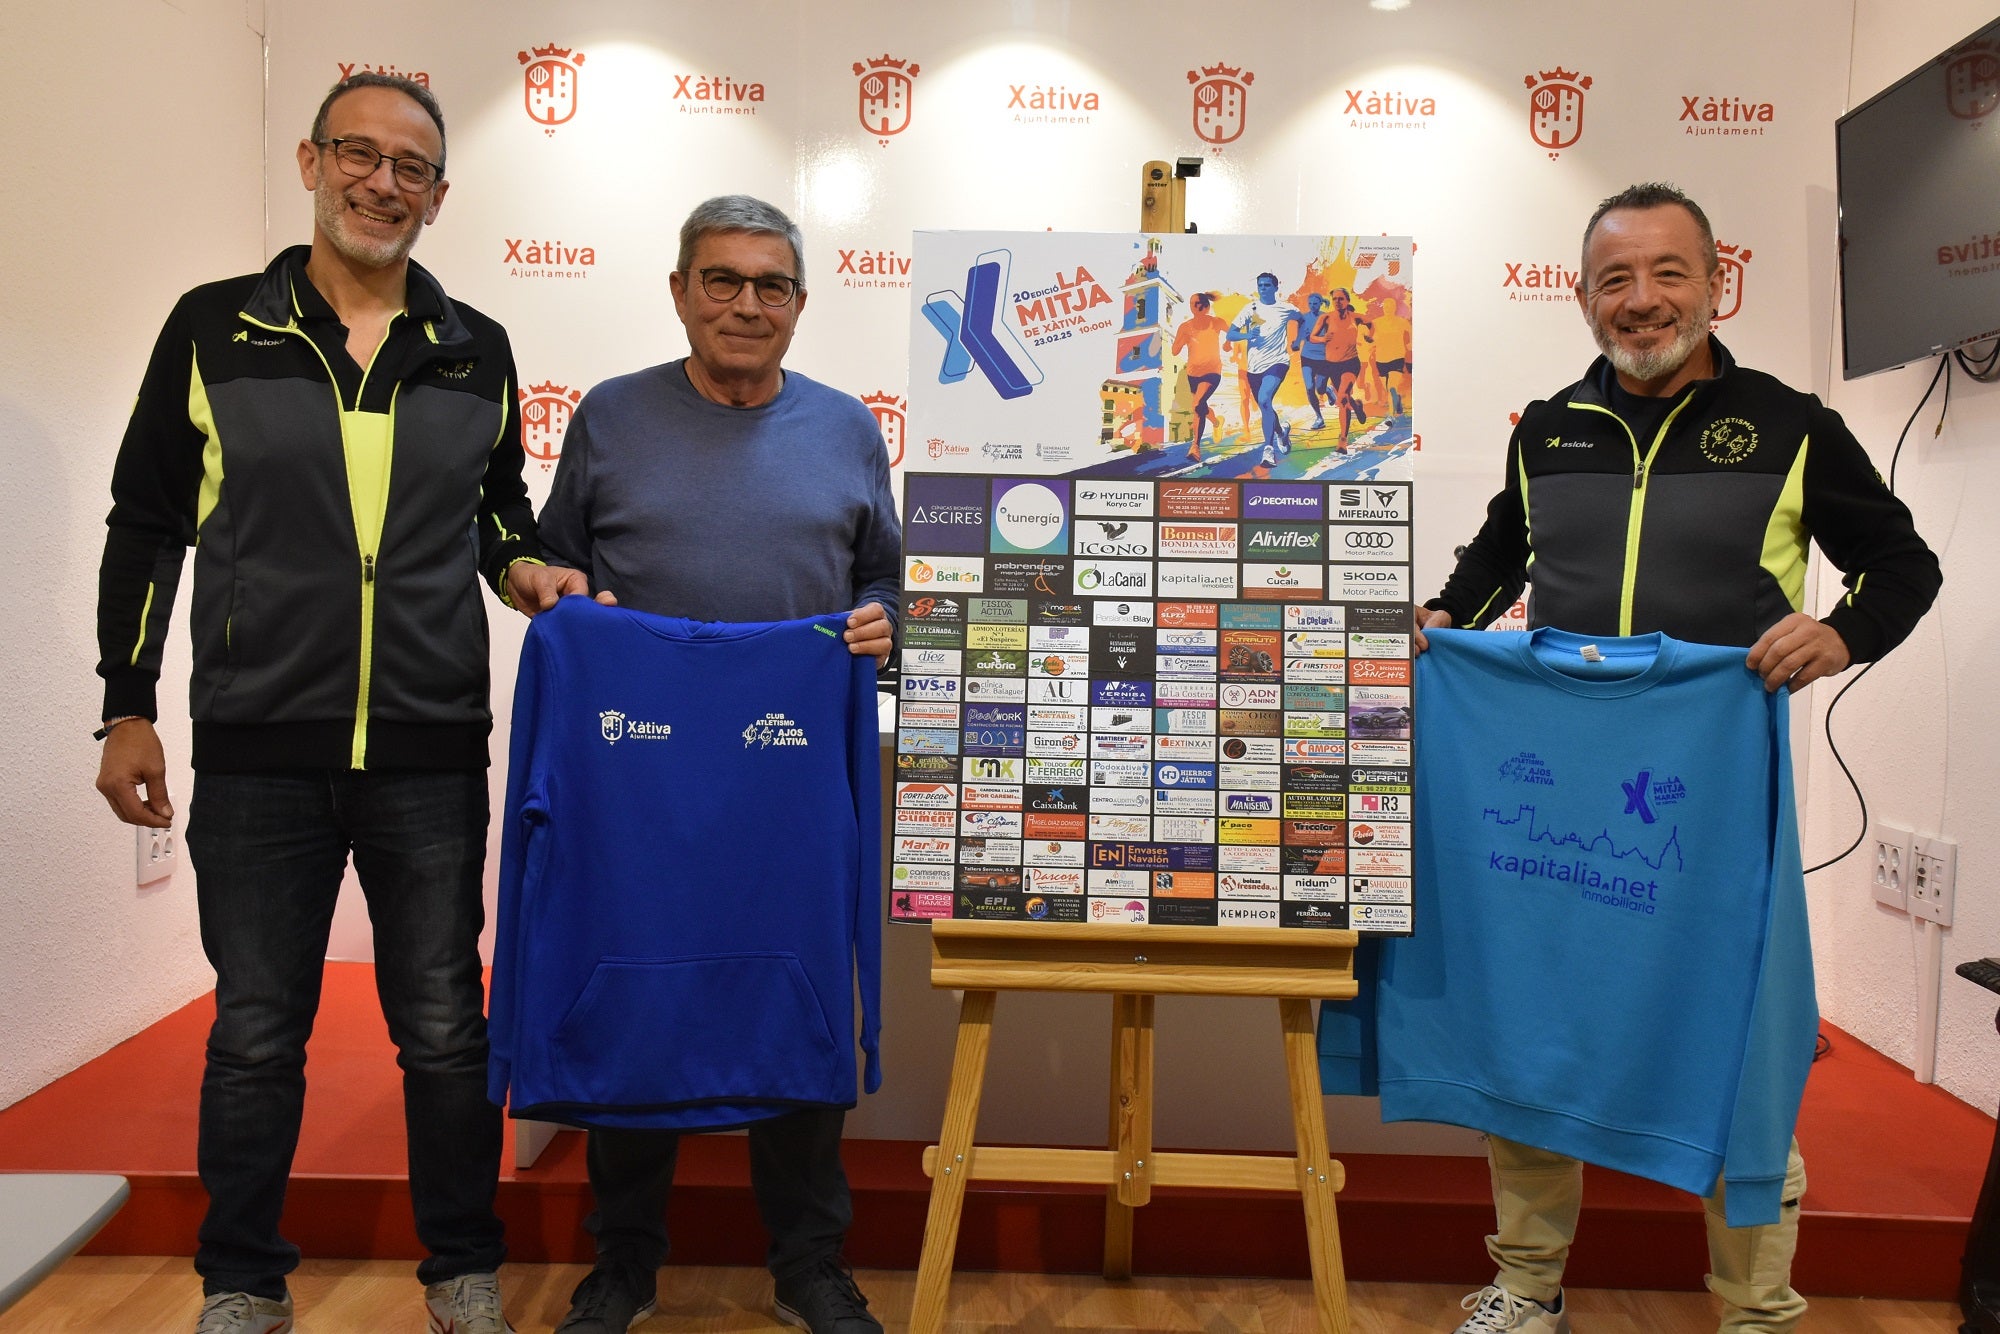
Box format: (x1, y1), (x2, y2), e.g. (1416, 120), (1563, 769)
(694, 268), (802, 307)
(316, 139), (442, 191)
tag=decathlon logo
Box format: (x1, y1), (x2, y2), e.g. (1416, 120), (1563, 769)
(921, 249), (1044, 400)
(1622, 769), (1656, 823)
(600, 710), (672, 744)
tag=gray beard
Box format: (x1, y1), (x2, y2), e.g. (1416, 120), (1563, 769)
(1592, 302), (1711, 385)
(314, 183), (418, 269)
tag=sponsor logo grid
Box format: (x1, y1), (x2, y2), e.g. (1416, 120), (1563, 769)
(894, 476), (1411, 932)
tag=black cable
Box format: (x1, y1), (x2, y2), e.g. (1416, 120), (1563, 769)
(1888, 354), (1946, 494)
(1955, 333), (2000, 382)
(1803, 661), (1877, 876)
(1807, 352), (1946, 874)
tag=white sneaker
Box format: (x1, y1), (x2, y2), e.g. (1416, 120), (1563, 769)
(1454, 1284), (1571, 1333)
(195, 1291), (293, 1334)
(425, 1271), (516, 1334)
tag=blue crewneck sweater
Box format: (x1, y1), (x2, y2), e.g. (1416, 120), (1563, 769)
(1320, 628), (1817, 1226)
(490, 599), (883, 1129)
(537, 358), (901, 624)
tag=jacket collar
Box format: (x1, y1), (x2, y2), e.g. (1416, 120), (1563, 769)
(1572, 334), (1736, 409)
(238, 245), (473, 349)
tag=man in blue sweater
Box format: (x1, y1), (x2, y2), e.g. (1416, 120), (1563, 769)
(535, 196), (899, 1334)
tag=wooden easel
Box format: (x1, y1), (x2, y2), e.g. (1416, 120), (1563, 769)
(907, 919), (1358, 1334)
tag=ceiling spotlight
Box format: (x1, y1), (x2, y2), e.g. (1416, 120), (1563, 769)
(1370, 0), (1412, 10)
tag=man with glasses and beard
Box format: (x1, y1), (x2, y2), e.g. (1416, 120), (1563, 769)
(93, 74), (582, 1334)
(533, 195), (898, 1334)
(1411, 183), (1939, 1334)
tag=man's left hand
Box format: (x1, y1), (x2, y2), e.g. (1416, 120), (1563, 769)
(844, 602), (894, 665)
(506, 562), (597, 617)
(1746, 612), (1851, 692)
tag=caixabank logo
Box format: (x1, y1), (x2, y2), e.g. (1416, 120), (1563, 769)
(855, 54), (919, 145)
(865, 392), (906, 468)
(1713, 242), (1751, 323)
(1946, 39), (2000, 121)
(1189, 62), (1253, 149)
(520, 43), (584, 135)
(1525, 67), (1590, 159)
(520, 383), (580, 472)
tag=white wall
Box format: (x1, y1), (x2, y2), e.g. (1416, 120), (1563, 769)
(1801, 0), (2000, 1113)
(0, 0), (265, 1108)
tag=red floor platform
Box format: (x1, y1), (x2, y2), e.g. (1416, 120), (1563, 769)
(0, 964), (1985, 1298)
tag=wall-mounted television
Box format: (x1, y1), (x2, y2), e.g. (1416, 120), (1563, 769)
(1837, 19), (2000, 379)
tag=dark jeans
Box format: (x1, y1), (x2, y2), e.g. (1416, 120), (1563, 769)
(186, 769), (506, 1298)
(584, 1108), (853, 1283)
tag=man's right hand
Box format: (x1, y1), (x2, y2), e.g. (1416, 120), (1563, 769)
(96, 718), (173, 827)
(1412, 606), (1453, 655)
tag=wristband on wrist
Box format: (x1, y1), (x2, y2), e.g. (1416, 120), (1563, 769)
(93, 715), (143, 741)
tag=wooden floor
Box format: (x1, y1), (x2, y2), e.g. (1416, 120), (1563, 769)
(0, 1258), (1962, 1332)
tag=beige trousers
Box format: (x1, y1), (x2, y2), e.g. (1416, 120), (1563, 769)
(1484, 1134), (1809, 1332)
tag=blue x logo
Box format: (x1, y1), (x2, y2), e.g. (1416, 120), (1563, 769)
(921, 248), (1043, 400)
(1621, 770), (1656, 823)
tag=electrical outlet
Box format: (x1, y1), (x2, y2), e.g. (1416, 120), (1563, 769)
(136, 824), (176, 888)
(1910, 834), (1957, 927)
(1871, 824), (1913, 911)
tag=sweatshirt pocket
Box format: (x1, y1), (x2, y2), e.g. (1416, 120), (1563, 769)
(549, 953), (842, 1108)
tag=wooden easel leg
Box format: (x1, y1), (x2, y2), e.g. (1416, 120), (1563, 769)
(1280, 996), (1350, 1334)
(910, 988), (997, 1334)
(1103, 992), (1155, 1279)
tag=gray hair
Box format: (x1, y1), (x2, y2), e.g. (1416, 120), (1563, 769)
(677, 195), (807, 287)
(310, 74), (447, 176)
(1580, 182), (1716, 278)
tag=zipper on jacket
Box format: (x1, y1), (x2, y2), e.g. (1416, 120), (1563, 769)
(1570, 392), (1696, 634)
(236, 308), (400, 769)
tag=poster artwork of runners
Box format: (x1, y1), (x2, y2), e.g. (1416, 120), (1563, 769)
(895, 232), (1416, 934)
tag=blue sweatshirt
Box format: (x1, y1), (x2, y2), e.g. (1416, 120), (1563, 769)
(489, 598), (882, 1129)
(1321, 628), (1817, 1225)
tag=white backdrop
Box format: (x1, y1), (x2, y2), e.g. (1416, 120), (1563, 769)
(255, 0), (1870, 1147)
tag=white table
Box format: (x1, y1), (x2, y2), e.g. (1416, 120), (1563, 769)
(0, 1173), (130, 1314)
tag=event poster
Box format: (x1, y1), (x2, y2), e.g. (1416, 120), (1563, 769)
(892, 232), (1416, 935)
(906, 231), (1414, 480)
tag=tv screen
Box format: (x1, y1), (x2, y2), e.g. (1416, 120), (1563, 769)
(1837, 19), (2000, 379)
